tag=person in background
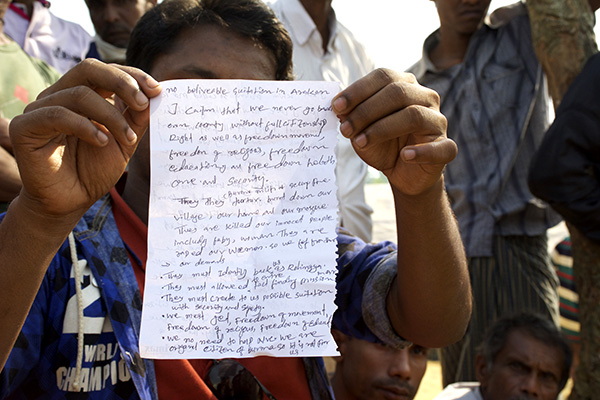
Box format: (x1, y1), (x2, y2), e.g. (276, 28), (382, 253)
(409, 0), (564, 385)
(269, 0), (374, 242)
(0, 0), (61, 211)
(331, 327), (428, 400)
(84, 0), (156, 64)
(529, 51), (600, 400)
(3, 0), (92, 73)
(434, 313), (572, 400)
(0, 0), (471, 398)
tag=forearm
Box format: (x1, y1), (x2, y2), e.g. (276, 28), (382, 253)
(0, 196), (83, 371)
(0, 147), (22, 202)
(387, 178), (471, 348)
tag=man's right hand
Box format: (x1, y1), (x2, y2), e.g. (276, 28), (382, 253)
(9, 59), (162, 220)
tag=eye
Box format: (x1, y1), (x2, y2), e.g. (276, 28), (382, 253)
(540, 371), (559, 386)
(508, 361), (529, 373)
(410, 345), (428, 357)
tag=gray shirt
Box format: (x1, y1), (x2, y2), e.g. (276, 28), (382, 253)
(409, 3), (560, 257)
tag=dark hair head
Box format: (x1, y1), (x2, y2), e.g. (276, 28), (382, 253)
(480, 312), (572, 390)
(126, 0), (293, 80)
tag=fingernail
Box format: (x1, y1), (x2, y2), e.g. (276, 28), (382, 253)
(354, 133), (367, 148)
(135, 90), (149, 106)
(340, 120), (352, 137)
(332, 96), (347, 114)
(127, 128), (137, 143)
(97, 130), (109, 145)
(403, 149), (416, 160)
(146, 76), (160, 88)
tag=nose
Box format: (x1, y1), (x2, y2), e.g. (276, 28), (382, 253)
(520, 373), (541, 398)
(388, 349), (411, 379)
(103, 3), (120, 22)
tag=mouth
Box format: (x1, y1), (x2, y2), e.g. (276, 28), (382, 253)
(101, 26), (131, 47)
(459, 8), (486, 20)
(376, 385), (413, 399)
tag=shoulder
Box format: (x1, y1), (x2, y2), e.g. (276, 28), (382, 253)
(28, 56), (62, 85)
(434, 382), (482, 400)
(336, 228), (396, 271)
(487, 1), (528, 28)
(557, 52), (600, 112)
(333, 20), (375, 69)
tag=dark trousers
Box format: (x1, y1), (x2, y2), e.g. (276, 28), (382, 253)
(441, 234), (560, 386)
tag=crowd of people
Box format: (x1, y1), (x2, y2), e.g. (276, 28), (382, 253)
(0, 0), (598, 399)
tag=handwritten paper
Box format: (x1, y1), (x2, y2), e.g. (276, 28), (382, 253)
(140, 80), (340, 359)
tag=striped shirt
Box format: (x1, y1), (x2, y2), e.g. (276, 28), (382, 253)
(409, 3), (561, 257)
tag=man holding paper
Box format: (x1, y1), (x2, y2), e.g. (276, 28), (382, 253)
(0, 0), (471, 398)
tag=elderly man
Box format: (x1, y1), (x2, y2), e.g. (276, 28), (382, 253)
(434, 313), (572, 400)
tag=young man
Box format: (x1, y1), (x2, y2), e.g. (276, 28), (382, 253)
(434, 313), (572, 400)
(331, 328), (428, 400)
(270, 0), (375, 242)
(0, 0), (471, 398)
(85, 0), (156, 64)
(409, 0), (562, 385)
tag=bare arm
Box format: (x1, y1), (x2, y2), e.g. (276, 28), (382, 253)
(332, 69), (471, 348)
(0, 60), (162, 371)
(0, 118), (22, 202)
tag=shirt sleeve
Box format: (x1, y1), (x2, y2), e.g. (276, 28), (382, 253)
(333, 228), (410, 349)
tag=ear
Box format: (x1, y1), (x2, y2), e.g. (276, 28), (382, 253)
(331, 329), (350, 362)
(475, 353), (489, 386)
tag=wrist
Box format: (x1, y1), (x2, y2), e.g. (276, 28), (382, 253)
(6, 194), (85, 238)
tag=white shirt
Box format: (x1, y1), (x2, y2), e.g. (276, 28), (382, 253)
(270, 0), (375, 242)
(4, 1), (92, 74)
(433, 382), (484, 400)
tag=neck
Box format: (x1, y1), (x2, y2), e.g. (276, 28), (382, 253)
(329, 372), (352, 400)
(299, 0), (332, 52)
(429, 27), (472, 70)
(121, 167), (150, 226)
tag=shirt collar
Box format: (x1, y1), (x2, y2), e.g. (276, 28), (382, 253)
(279, 0), (338, 49)
(412, 2), (526, 78)
(9, 0), (50, 20)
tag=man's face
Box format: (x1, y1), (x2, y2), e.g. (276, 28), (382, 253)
(332, 331), (428, 400)
(85, 0), (156, 48)
(477, 330), (565, 400)
(128, 23), (277, 188)
(432, 0), (491, 37)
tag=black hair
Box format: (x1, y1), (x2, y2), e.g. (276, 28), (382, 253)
(126, 0), (293, 80)
(480, 312), (573, 390)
